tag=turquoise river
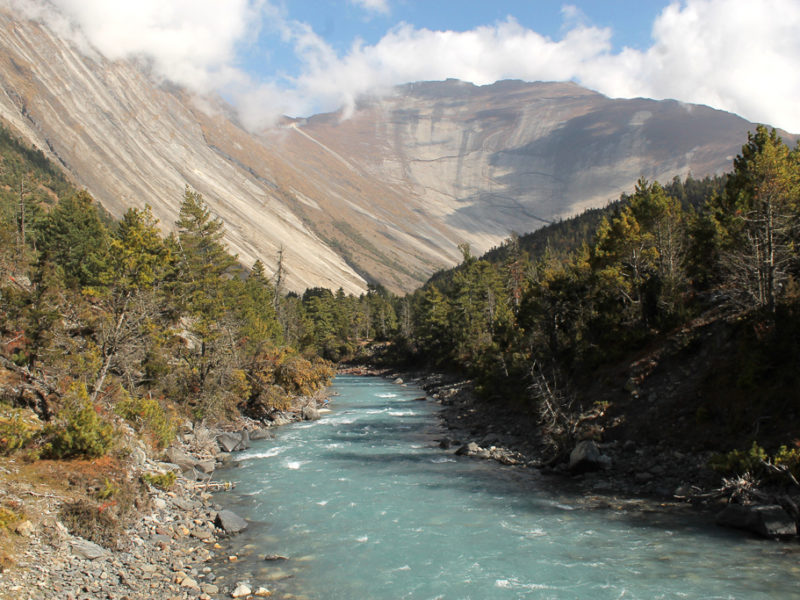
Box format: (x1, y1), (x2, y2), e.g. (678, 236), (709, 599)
(215, 375), (800, 599)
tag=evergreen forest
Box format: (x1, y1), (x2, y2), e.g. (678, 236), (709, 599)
(2, 124), (799, 479)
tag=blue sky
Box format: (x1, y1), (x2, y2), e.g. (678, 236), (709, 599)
(20, 0), (800, 132)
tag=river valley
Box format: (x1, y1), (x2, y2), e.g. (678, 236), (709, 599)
(214, 375), (800, 599)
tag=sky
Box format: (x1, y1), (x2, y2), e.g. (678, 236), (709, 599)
(9, 0), (800, 133)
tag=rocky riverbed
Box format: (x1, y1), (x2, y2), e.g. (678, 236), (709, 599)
(0, 397), (328, 600)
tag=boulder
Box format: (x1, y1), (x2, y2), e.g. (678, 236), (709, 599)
(302, 404), (320, 421)
(196, 460), (216, 474)
(217, 432), (243, 453)
(215, 509), (248, 534)
(70, 539), (107, 560)
(249, 428), (272, 441)
(569, 440), (604, 473)
(165, 447), (198, 471)
(716, 504), (797, 538)
(393, 378), (404, 385)
(231, 583), (252, 598)
(455, 442), (490, 458)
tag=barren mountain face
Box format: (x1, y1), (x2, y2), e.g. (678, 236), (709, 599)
(0, 7), (785, 293)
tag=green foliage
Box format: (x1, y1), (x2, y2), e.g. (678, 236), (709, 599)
(115, 393), (177, 449)
(0, 405), (43, 455)
(141, 470), (176, 490)
(43, 382), (114, 459)
(94, 477), (120, 501)
(0, 506), (23, 532)
(710, 441), (768, 476)
(36, 191), (109, 288)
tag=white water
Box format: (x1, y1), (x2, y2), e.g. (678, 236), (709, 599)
(216, 375), (800, 599)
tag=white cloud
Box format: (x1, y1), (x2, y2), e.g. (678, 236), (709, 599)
(349, 0), (390, 15)
(237, 0), (800, 132)
(7, 0), (800, 133)
(8, 0), (262, 93)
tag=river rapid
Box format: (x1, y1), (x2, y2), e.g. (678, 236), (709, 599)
(215, 375), (800, 599)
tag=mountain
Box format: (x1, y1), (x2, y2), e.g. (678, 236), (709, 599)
(0, 6), (793, 293)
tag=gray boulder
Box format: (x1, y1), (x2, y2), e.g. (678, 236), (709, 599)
(249, 428), (272, 440)
(195, 460), (216, 474)
(165, 447), (198, 472)
(214, 509), (248, 534)
(302, 404), (320, 421)
(217, 432), (243, 453)
(70, 539), (107, 560)
(716, 504), (797, 538)
(455, 442), (490, 458)
(569, 440), (604, 473)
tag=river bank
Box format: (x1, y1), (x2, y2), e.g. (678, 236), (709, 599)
(0, 393), (330, 600)
(340, 366), (800, 540)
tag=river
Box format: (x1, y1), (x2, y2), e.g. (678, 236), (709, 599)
(214, 375), (800, 599)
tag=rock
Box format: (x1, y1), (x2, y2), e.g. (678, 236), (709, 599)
(569, 440), (604, 473)
(393, 378), (403, 385)
(232, 583), (252, 598)
(171, 497), (197, 511)
(202, 583), (220, 594)
(70, 539), (107, 560)
(238, 429), (250, 450)
(249, 428), (272, 441)
(196, 460), (216, 474)
(255, 587), (272, 596)
(413, 396), (427, 401)
(181, 576), (200, 590)
(455, 442), (490, 458)
(14, 520), (34, 537)
(302, 404), (320, 421)
(439, 438), (452, 449)
(131, 447), (147, 466)
(215, 510), (248, 534)
(716, 504), (797, 538)
(165, 447), (198, 471)
(217, 432), (243, 453)
(263, 554), (289, 561)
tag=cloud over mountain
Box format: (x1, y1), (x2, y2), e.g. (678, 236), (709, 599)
(6, 0), (799, 132)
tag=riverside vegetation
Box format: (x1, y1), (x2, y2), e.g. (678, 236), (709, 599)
(0, 124), (799, 594)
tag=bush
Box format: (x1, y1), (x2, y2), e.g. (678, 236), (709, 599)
(710, 441), (767, 476)
(0, 405), (43, 455)
(43, 382), (114, 459)
(115, 393), (177, 449)
(142, 470), (176, 490)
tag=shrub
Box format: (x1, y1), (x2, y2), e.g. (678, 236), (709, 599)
(0, 405), (43, 455)
(709, 441), (767, 476)
(141, 470), (176, 490)
(59, 500), (121, 549)
(115, 393), (177, 449)
(43, 382), (114, 459)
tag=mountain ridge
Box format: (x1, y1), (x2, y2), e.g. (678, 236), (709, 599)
(0, 5), (794, 293)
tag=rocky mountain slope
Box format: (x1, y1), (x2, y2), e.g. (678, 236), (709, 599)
(0, 5), (793, 293)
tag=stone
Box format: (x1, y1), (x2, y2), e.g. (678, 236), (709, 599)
(215, 510), (248, 534)
(569, 440), (604, 473)
(131, 447), (147, 466)
(301, 404), (320, 421)
(217, 432), (242, 453)
(165, 447), (198, 471)
(196, 460), (216, 474)
(14, 520), (34, 537)
(201, 583), (219, 594)
(455, 441), (482, 456)
(249, 428), (272, 441)
(232, 583), (252, 597)
(181, 576), (200, 590)
(70, 539), (107, 560)
(263, 554), (289, 561)
(716, 504), (797, 538)
(255, 587), (272, 596)
(393, 378), (404, 385)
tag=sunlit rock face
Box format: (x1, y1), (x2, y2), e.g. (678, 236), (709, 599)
(0, 7), (788, 293)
